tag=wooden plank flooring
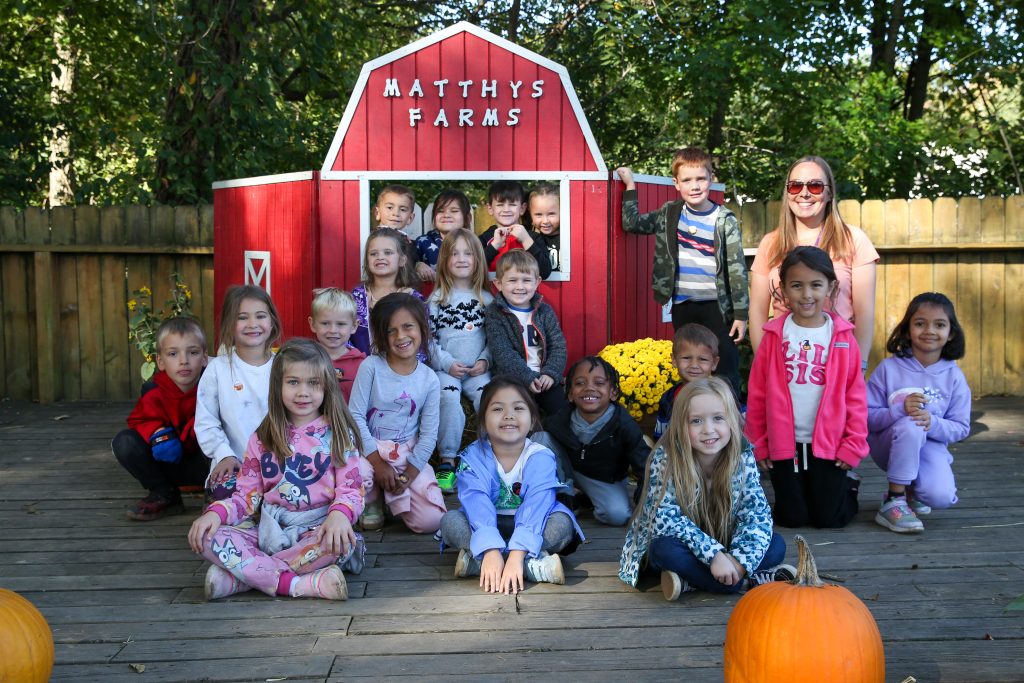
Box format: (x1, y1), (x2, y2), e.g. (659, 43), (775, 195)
(1, 398), (1022, 682)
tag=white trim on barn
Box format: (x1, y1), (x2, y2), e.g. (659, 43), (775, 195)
(320, 21), (607, 176)
(212, 171), (314, 189)
(321, 170), (608, 181)
(612, 171), (727, 195)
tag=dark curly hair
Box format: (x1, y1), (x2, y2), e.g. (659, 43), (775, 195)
(564, 355), (621, 401)
(886, 292), (965, 360)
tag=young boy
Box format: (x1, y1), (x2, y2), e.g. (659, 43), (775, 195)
(538, 356), (650, 526)
(373, 184), (421, 283)
(653, 323), (720, 440)
(478, 180), (552, 279)
(484, 249), (567, 415)
(616, 148), (748, 400)
(112, 317), (209, 521)
(308, 287), (365, 403)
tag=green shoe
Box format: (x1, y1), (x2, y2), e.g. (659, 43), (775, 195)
(435, 463), (457, 493)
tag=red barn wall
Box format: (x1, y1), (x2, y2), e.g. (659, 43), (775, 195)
(317, 180), (363, 290)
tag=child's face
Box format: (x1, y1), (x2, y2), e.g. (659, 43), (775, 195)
(281, 360), (324, 428)
(308, 309), (356, 355)
(673, 341), (719, 383)
(487, 197), (526, 228)
(909, 303), (950, 361)
(484, 386), (533, 448)
(687, 393), (730, 459)
(446, 236), (476, 282)
(375, 192), (415, 229)
(673, 164), (712, 209)
(366, 237), (404, 280)
(497, 267), (539, 308)
(782, 261), (835, 326)
(156, 331), (208, 392)
(386, 307), (422, 362)
(529, 195), (560, 236)
(235, 297), (274, 351)
(433, 201), (466, 235)
(568, 363), (617, 423)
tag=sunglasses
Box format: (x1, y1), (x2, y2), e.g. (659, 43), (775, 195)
(786, 180), (828, 195)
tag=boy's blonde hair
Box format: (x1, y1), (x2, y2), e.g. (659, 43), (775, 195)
(672, 323), (719, 357)
(376, 184), (415, 208)
(217, 285), (281, 356)
(495, 248), (540, 280)
(434, 228), (488, 304)
(311, 287), (357, 321)
(155, 317), (206, 354)
(671, 147), (714, 179)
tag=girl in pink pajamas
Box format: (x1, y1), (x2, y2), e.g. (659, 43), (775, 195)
(188, 339), (365, 600)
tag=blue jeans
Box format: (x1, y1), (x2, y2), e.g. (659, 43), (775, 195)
(647, 532), (787, 594)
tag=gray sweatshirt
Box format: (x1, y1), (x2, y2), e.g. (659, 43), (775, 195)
(428, 288), (493, 374)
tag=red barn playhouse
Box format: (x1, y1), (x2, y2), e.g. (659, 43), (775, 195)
(213, 22), (724, 359)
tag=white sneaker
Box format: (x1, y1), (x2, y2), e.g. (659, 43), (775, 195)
(358, 498), (385, 531)
(660, 570), (695, 601)
(524, 552), (565, 584)
(876, 496), (924, 533)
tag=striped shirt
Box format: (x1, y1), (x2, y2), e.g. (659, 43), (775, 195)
(674, 203), (720, 303)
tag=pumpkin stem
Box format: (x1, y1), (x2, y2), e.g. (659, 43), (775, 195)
(793, 535), (826, 588)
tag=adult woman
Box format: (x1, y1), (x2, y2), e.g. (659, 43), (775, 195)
(748, 156), (879, 367)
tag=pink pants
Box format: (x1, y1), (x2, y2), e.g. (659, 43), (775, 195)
(868, 416), (958, 509)
(202, 523), (337, 596)
(359, 438), (446, 534)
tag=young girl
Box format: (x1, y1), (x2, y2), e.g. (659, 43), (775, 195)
(188, 339), (365, 601)
(868, 292), (970, 533)
(620, 378), (790, 599)
(415, 189), (472, 281)
(745, 246), (869, 529)
(348, 293), (446, 533)
(427, 228), (494, 492)
(440, 377), (584, 594)
(528, 183), (561, 272)
(195, 285), (282, 499)
(351, 228), (426, 355)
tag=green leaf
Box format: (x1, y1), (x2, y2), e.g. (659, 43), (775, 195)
(1007, 593), (1024, 612)
(141, 360), (156, 381)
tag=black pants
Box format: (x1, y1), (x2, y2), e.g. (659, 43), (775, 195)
(670, 299), (742, 401)
(533, 382), (569, 418)
(111, 429), (208, 498)
(768, 443), (859, 528)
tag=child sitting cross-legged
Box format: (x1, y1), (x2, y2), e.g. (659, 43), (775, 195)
(536, 356), (650, 526)
(188, 339), (365, 601)
(620, 377), (793, 600)
(440, 377), (585, 594)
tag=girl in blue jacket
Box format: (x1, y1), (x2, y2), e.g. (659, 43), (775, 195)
(439, 377), (584, 594)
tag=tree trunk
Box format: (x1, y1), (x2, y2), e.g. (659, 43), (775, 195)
(869, 0), (904, 74)
(904, 5), (934, 121)
(48, 11), (75, 207)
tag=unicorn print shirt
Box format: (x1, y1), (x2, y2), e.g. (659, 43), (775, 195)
(206, 415), (364, 526)
(348, 354), (441, 471)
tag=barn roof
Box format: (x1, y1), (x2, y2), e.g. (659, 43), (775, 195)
(320, 22), (607, 178)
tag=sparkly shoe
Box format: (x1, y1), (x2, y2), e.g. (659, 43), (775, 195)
(204, 565), (246, 601)
(876, 496), (924, 533)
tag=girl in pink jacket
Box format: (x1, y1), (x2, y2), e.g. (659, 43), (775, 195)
(745, 247), (868, 528)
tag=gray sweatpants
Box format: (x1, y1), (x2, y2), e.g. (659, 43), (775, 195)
(436, 370), (491, 457)
(439, 509), (575, 556)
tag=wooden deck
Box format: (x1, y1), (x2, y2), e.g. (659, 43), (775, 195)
(1, 398), (1022, 682)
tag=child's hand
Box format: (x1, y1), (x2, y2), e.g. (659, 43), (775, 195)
(509, 224), (533, 249)
(368, 451), (400, 492)
(491, 227), (509, 248)
(480, 549), (505, 593)
(903, 392), (928, 416)
(316, 510), (356, 556)
(449, 361), (470, 379)
(468, 359), (488, 377)
(614, 166), (636, 190)
(209, 456), (239, 484)
(415, 261), (435, 281)
(911, 410), (931, 431)
(729, 320), (747, 343)
(500, 549), (527, 594)
(834, 460), (853, 470)
(188, 511), (221, 554)
(393, 465), (419, 495)
(530, 375), (554, 393)
(711, 551), (742, 586)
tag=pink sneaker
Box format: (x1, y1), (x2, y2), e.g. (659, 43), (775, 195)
(290, 565), (348, 600)
(204, 565), (247, 601)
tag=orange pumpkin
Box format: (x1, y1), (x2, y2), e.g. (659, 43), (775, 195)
(724, 535), (884, 683)
(0, 588), (54, 683)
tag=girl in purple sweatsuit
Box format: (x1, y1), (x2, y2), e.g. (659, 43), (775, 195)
(868, 292), (971, 533)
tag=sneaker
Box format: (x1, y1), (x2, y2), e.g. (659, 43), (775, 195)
(524, 552), (565, 585)
(747, 563), (797, 589)
(660, 570), (695, 601)
(435, 463), (457, 493)
(454, 548), (481, 578)
(290, 565), (348, 600)
(204, 565), (246, 601)
(909, 498), (932, 516)
(358, 498), (385, 531)
(125, 491), (184, 521)
(876, 496), (924, 533)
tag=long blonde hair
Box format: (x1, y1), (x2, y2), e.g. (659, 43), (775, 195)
(768, 155), (854, 268)
(635, 377), (743, 544)
(256, 339), (361, 466)
(434, 228), (488, 305)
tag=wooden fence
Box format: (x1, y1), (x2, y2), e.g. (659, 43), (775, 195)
(1, 196), (1022, 401)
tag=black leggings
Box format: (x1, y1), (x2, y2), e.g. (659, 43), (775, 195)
(111, 429), (208, 497)
(670, 299), (742, 401)
(768, 443), (859, 528)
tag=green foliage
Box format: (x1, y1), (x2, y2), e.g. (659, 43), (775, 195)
(127, 274), (195, 380)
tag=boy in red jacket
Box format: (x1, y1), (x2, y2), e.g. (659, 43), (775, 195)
(112, 317), (208, 520)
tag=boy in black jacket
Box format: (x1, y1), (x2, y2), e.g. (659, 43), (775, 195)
(538, 356), (650, 526)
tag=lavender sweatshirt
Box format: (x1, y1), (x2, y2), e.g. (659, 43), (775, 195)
(866, 355), (972, 445)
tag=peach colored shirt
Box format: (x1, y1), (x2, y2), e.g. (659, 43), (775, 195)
(751, 225), (879, 322)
